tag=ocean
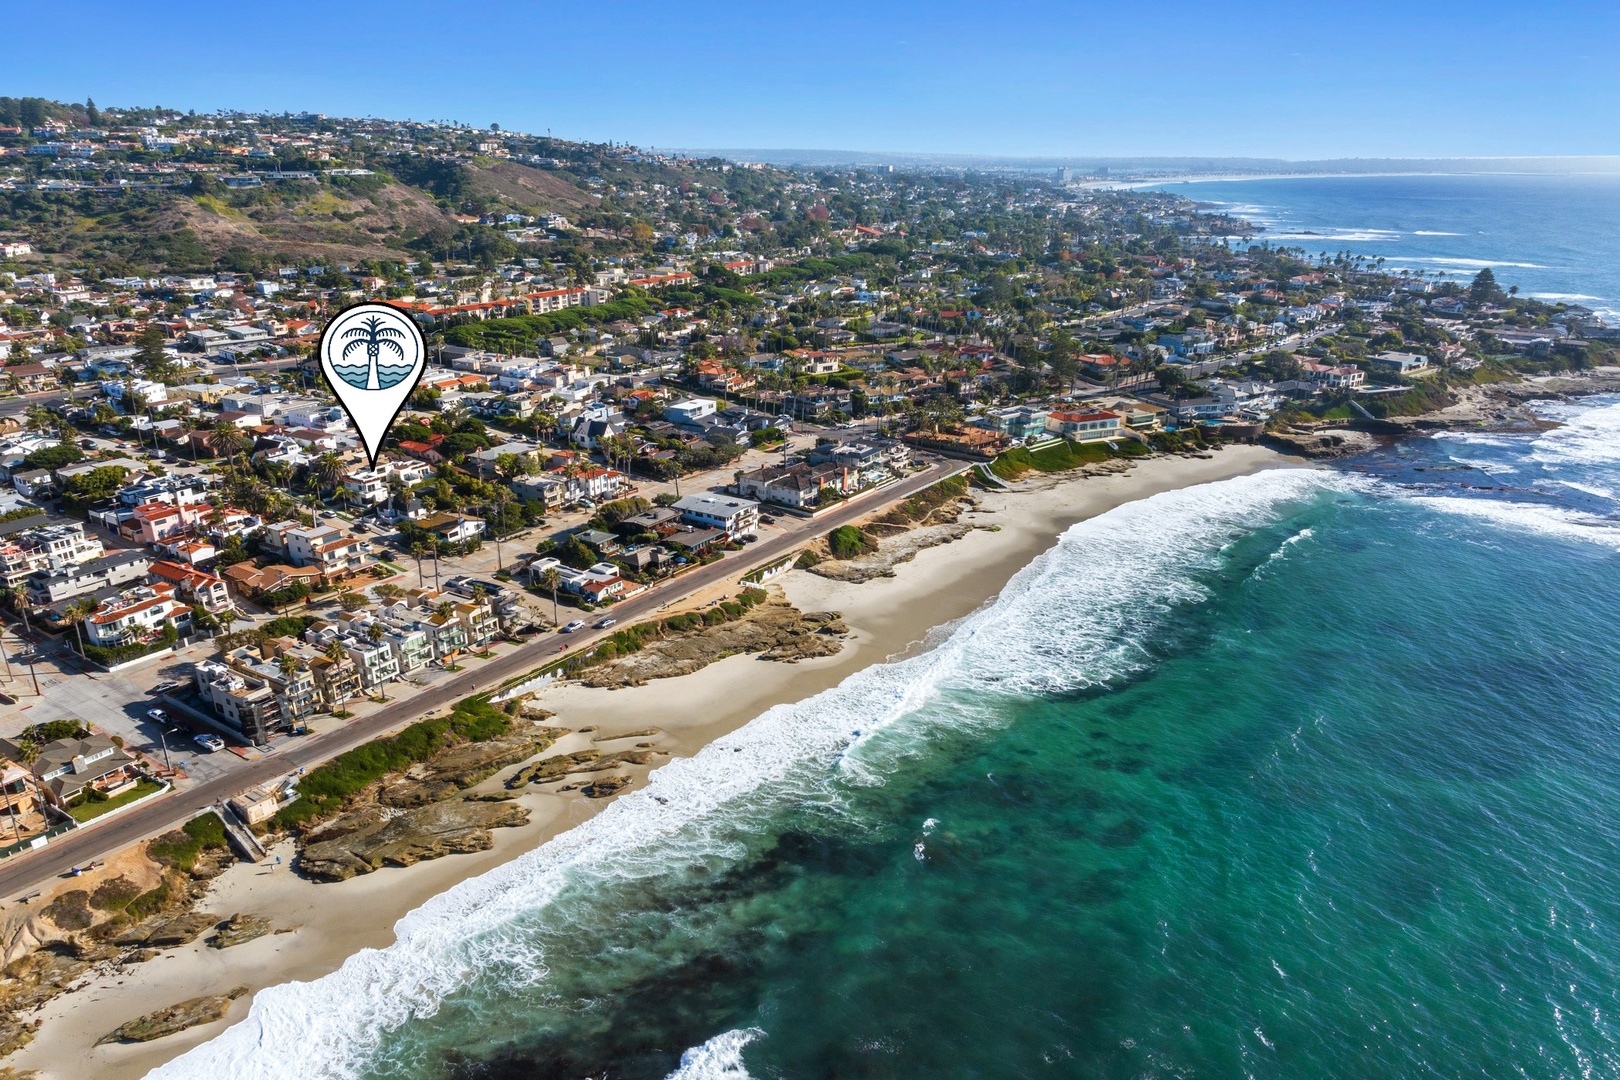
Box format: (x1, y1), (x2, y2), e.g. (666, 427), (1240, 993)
(1144, 172), (1620, 318)
(153, 394), (1620, 1080)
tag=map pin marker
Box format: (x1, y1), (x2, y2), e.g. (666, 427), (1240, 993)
(317, 302), (428, 468)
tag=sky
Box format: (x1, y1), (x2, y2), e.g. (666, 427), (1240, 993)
(9, 1), (1620, 159)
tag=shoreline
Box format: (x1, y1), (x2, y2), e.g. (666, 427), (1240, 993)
(6, 445), (1301, 1078)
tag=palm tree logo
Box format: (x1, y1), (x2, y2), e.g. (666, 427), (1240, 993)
(335, 315), (409, 391)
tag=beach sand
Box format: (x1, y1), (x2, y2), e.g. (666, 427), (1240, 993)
(9, 444), (1300, 1079)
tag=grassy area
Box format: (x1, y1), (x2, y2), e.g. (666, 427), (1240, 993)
(989, 438), (1142, 481)
(534, 586), (773, 678)
(146, 812), (230, 873)
(270, 696), (514, 831)
(827, 524), (874, 559)
(67, 779), (165, 823)
(880, 473), (970, 525)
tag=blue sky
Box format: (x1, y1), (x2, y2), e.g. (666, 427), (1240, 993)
(10, 1), (1620, 158)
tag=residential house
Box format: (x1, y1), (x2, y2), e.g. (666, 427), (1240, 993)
(0, 734), (141, 808)
(149, 560), (232, 613)
(27, 549), (151, 606)
(84, 582), (191, 647)
(1046, 410), (1123, 441)
(415, 513), (486, 546)
(1369, 351), (1431, 376)
(674, 493), (760, 538)
(733, 462), (855, 509)
(975, 405), (1050, 440)
(0, 518), (103, 588)
(195, 659), (284, 745)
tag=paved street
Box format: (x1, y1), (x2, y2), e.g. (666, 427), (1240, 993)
(0, 454), (963, 901)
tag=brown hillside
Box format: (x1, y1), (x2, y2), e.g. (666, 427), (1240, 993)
(172, 180), (458, 262)
(462, 161), (600, 212)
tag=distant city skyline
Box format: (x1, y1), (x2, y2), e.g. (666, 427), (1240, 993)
(11, 0), (1620, 159)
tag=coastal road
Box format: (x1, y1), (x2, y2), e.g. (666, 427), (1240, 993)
(0, 456), (966, 902)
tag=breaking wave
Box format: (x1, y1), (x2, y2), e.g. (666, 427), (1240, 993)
(151, 468), (1342, 1080)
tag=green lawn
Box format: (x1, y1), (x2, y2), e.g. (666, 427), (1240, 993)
(69, 779), (166, 823)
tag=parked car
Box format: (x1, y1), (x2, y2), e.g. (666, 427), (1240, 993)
(595, 617), (617, 629)
(319, 510), (336, 519)
(561, 620), (586, 633)
(193, 733), (226, 752)
(146, 707), (168, 723)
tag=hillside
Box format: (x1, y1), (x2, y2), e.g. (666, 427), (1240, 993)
(460, 160), (600, 213)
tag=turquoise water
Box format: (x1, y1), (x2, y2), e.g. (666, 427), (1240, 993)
(330, 360), (416, 391)
(1145, 173), (1620, 317)
(156, 397), (1620, 1080)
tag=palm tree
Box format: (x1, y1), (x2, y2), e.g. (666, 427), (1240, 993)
(211, 422), (249, 475)
(410, 543), (429, 587)
(64, 597), (96, 654)
(24, 406), (54, 438)
(310, 452), (346, 504)
(0, 585), (32, 636)
(539, 567), (562, 627)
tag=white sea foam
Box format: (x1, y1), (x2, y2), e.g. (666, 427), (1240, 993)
(1409, 256), (1551, 270)
(1265, 230), (1402, 243)
(1415, 496), (1620, 551)
(150, 469), (1342, 1080)
(1531, 399), (1620, 465)
(1554, 480), (1618, 502)
(664, 1028), (765, 1079)
(1413, 230), (1464, 236)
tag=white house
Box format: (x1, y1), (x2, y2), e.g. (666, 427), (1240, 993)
(674, 493), (759, 538)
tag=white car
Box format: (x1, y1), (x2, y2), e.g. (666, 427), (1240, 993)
(193, 733), (226, 753)
(561, 620), (586, 633)
(595, 618), (618, 630)
(146, 707), (168, 723)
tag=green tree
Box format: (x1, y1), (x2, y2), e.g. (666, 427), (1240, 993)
(539, 566), (563, 626)
(135, 323), (173, 378)
(1469, 268), (1507, 306)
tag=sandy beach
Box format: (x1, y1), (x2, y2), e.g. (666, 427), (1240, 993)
(7, 444), (1300, 1079)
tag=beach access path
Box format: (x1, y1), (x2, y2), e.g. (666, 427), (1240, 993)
(0, 456), (964, 903)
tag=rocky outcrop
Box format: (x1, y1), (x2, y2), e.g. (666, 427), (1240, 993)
(297, 799), (531, 882)
(377, 723), (564, 808)
(809, 521), (974, 583)
(1264, 426), (1381, 459)
(578, 597), (848, 688)
(99, 987), (248, 1044)
(112, 912), (220, 949)
(506, 749), (659, 788)
(590, 728), (662, 743)
(208, 913), (272, 950)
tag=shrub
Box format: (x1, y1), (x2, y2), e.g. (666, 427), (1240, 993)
(270, 696), (511, 831)
(43, 889), (93, 930)
(90, 875), (145, 911)
(148, 812), (230, 872)
(260, 615), (316, 639)
(827, 525), (873, 560)
(124, 872), (181, 920)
